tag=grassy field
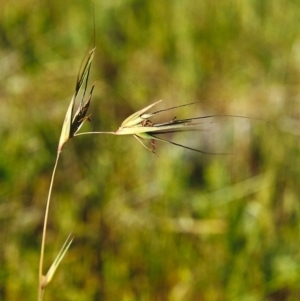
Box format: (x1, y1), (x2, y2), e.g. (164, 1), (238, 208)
(1, 0), (300, 300)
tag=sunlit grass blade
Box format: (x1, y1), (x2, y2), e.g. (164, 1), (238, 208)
(41, 234), (74, 289)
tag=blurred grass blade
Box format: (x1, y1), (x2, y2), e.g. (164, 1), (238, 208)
(42, 234), (74, 289)
(58, 48), (95, 152)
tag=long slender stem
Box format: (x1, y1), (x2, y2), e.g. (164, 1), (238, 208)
(38, 152), (61, 301)
(75, 131), (115, 136)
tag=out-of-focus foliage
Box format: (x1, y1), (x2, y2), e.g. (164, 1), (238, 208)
(1, 0), (300, 300)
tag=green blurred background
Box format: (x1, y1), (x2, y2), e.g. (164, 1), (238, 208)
(1, 0), (300, 300)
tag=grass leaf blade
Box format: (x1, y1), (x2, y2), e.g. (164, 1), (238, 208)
(42, 234), (74, 289)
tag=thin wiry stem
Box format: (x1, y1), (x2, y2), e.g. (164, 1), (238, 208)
(38, 152), (61, 301)
(74, 131), (116, 136)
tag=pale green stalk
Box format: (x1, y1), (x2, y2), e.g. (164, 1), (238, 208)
(38, 152), (60, 301)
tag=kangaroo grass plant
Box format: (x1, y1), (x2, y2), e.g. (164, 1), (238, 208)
(38, 46), (255, 300)
(38, 48), (95, 301)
